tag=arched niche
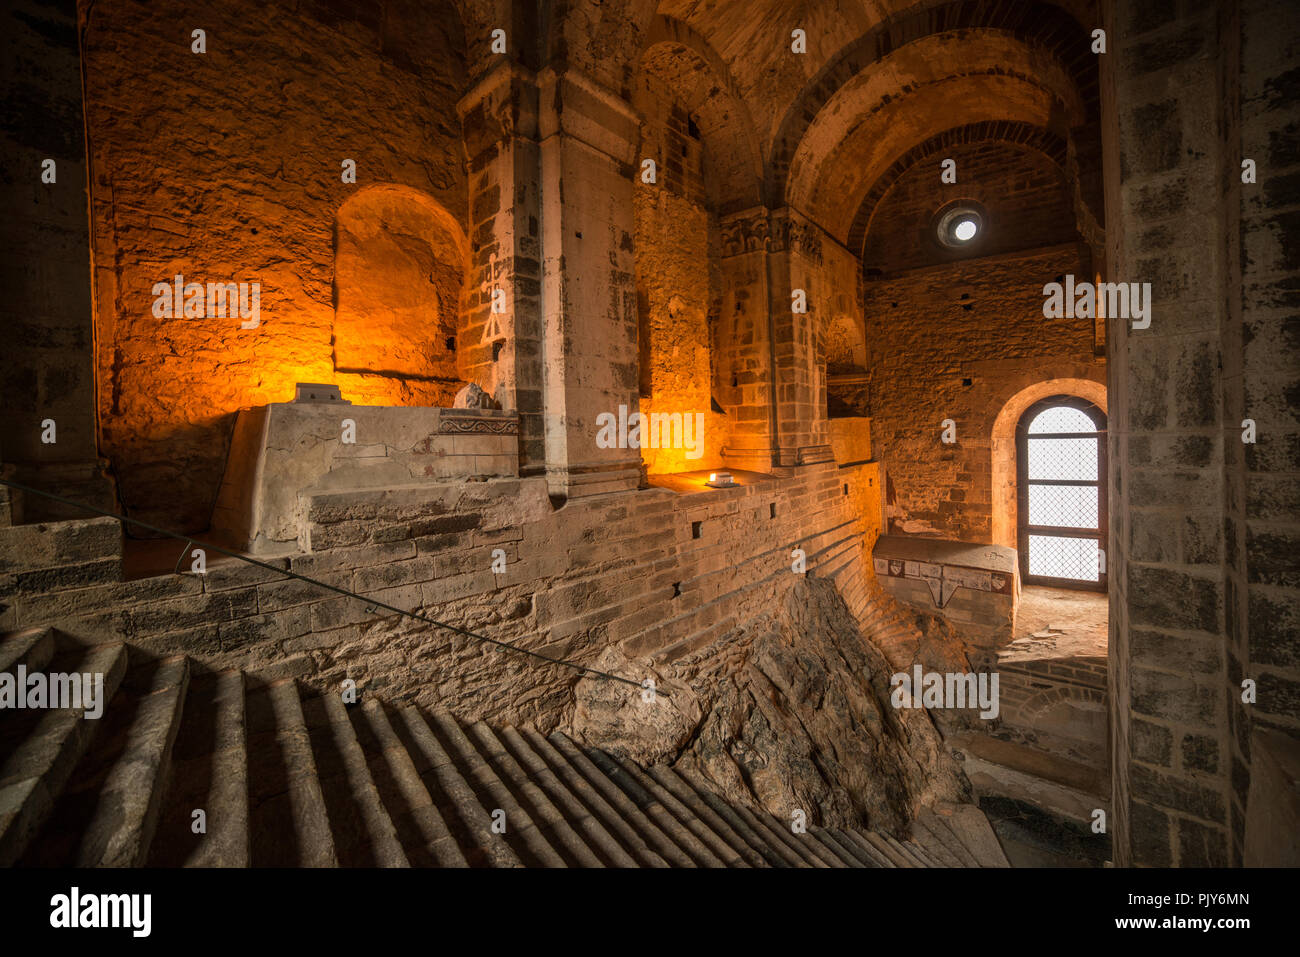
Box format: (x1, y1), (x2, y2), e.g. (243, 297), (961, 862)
(333, 185), (469, 385)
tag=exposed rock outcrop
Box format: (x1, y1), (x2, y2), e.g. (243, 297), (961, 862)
(568, 577), (970, 835)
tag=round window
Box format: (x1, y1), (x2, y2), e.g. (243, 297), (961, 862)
(935, 204), (984, 249)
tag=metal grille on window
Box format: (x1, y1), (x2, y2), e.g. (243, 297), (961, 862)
(1024, 405), (1103, 584)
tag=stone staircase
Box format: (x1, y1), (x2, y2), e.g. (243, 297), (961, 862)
(1, 628), (1009, 868)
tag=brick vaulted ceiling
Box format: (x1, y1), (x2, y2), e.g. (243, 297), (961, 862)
(647, 0), (1099, 239)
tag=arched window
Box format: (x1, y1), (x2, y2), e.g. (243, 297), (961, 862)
(1016, 396), (1107, 590)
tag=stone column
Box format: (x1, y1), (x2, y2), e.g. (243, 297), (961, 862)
(768, 207), (834, 467)
(536, 67), (642, 500)
(458, 62), (545, 473)
(717, 208), (778, 473)
(0, 0), (115, 522)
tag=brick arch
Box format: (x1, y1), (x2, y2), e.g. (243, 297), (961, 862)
(1010, 684), (1107, 732)
(766, 0), (1098, 211)
(635, 16), (763, 214)
(845, 122), (1069, 260)
(785, 33), (1085, 242)
(991, 378), (1107, 549)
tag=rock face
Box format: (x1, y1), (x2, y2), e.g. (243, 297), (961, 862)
(568, 577), (970, 834)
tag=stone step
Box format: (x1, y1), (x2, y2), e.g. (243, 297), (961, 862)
(519, 728), (670, 867)
(909, 811), (967, 867)
(885, 833), (930, 867)
(580, 745), (713, 867)
(667, 766), (793, 867)
(933, 801), (1011, 867)
(350, 701), (467, 867)
(390, 706), (521, 868)
(948, 732), (1107, 825)
(497, 726), (638, 867)
(466, 721), (604, 867)
(0, 626), (55, 676)
(861, 829), (916, 867)
(150, 669), (250, 867)
(20, 653), (187, 866)
(919, 805), (982, 866)
(547, 732), (698, 867)
(810, 826), (867, 867)
(904, 839), (944, 867)
(424, 707), (564, 867)
(646, 765), (764, 867)
(302, 692), (408, 867)
(613, 757), (743, 866)
(0, 641), (127, 865)
(245, 679), (337, 866)
(793, 822), (853, 868)
(0, 632), (991, 869)
(832, 826), (895, 867)
(80, 655), (189, 866)
(735, 802), (832, 868)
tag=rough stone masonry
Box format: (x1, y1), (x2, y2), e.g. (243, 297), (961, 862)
(0, 0), (1296, 872)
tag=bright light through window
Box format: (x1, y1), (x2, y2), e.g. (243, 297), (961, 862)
(1022, 403), (1104, 584)
(936, 204), (984, 248)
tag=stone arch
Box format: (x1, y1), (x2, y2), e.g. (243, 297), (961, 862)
(782, 30), (1087, 242)
(1011, 684), (1109, 760)
(542, 0), (661, 95)
(766, 0), (1098, 210)
(333, 185), (470, 389)
(992, 378), (1107, 549)
(635, 16), (763, 214)
(846, 121), (1069, 260)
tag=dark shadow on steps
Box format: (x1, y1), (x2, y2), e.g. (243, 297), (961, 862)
(386, 707), (494, 867)
(348, 702), (437, 866)
(978, 795), (1110, 867)
(243, 681), (304, 866)
(19, 652), (157, 866)
(300, 694), (381, 867)
(148, 671), (222, 866)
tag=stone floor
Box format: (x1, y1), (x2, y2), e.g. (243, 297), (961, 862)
(1004, 585), (1107, 662)
(978, 795), (1111, 868)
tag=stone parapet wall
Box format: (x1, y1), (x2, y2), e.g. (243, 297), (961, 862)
(0, 460), (882, 733)
(210, 403), (519, 553)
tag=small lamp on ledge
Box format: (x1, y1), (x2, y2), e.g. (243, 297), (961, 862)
(706, 471), (736, 488)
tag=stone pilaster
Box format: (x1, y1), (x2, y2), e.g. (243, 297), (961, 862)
(718, 207), (778, 472)
(0, 0), (115, 522)
(768, 206), (834, 467)
(458, 62), (545, 474)
(536, 67), (642, 500)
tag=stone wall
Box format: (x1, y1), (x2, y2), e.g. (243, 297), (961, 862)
(0, 459), (880, 727)
(79, 0), (470, 532)
(1230, 0), (1300, 863)
(0, 0), (115, 521)
(1105, 0), (1300, 867)
(632, 73), (726, 473)
(864, 245), (1103, 541)
(862, 141), (1079, 274)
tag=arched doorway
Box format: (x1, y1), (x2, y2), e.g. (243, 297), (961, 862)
(1016, 395), (1107, 590)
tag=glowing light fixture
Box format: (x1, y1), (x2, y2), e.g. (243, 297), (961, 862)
(706, 471), (736, 488)
(295, 382), (350, 404)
